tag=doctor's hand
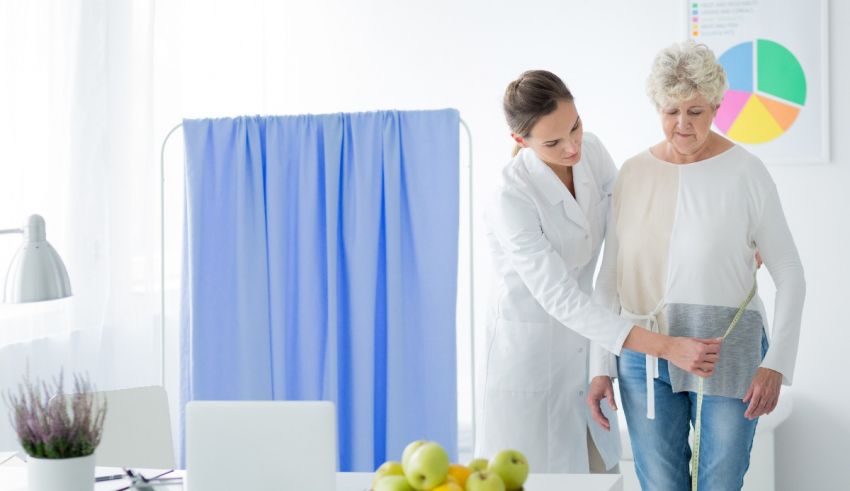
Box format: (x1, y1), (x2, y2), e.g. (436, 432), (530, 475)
(587, 376), (617, 431)
(743, 367), (782, 420)
(664, 337), (722, 378)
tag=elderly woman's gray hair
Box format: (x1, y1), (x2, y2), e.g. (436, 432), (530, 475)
(646, 41), (728, 109)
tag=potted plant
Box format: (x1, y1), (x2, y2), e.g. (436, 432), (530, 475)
(4, 372), (107, 491)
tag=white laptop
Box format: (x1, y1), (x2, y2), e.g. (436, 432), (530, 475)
(186, 401), (336, 491)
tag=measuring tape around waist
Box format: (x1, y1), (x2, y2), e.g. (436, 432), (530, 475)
(691, 267), (758, 491)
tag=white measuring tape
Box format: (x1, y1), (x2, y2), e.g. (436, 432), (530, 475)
(691, 267), (758, 491)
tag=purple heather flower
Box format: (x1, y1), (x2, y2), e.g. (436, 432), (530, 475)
(3, 371), (107, 459)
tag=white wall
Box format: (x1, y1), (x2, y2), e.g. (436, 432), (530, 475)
(177, 0), (847, 487)
(770, 3), (849, 489)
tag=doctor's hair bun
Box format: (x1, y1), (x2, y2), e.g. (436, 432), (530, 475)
(503, 70), (573, 140)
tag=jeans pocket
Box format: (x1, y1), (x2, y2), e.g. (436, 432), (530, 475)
(617, 348), (647, 381)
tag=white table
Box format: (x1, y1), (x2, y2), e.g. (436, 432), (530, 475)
(338, 472), (622, 491)
(0, 464), (622, 491)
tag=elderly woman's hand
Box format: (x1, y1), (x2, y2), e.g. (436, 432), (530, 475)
(743, 367), (783, 419)
(587, 376), (617, 431)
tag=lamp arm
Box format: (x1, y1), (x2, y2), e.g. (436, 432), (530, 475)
(0, 228), (24, 235)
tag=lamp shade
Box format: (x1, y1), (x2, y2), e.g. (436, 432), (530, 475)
(3, 215), (72, 303)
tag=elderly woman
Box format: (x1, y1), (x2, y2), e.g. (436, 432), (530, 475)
(479, 70), (724, 475)
(587, 41), (806, 490)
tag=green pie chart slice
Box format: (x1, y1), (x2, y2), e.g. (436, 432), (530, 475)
(756, 39), (806, 105)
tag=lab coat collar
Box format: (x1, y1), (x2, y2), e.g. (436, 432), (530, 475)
(522, 148), (592, 230)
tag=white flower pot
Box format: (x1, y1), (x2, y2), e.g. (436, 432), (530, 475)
(27, 453), (95, 491)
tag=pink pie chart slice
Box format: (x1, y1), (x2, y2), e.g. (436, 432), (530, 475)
(714, 90), (751, 133)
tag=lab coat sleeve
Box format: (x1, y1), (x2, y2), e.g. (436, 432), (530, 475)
(589, 148), (622, 379)
(488, 185), (633, 356)
(754, 181), (806, 385)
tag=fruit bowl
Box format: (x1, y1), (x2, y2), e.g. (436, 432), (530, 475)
(369, 441), (528, 491)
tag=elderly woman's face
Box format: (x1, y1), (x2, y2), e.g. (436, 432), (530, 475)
(659, 94), (717, 156)
(514, 99), (584, 167)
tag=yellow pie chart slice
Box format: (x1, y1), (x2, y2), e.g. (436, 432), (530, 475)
(726, 95), (784, 144)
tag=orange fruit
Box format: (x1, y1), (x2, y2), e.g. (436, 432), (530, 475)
(447, 464), (472, 488)
(431, 481), (463, 491)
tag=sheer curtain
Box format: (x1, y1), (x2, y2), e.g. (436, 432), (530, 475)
(0, 0), (180, 450)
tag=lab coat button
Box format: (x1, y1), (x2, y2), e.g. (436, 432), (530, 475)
(578, 347), (584, 353)
(579, 390), (584, 396)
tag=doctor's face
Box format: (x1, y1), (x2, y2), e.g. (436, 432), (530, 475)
(514, 99), (583, 167)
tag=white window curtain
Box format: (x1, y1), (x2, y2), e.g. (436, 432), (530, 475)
(0, 0), (182, 450)
(0, 0), (474, 460)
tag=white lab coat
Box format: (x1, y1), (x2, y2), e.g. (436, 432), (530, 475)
(476, 133), (632, 473)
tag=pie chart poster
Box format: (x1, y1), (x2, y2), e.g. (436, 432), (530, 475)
(686, 0), (829, 164)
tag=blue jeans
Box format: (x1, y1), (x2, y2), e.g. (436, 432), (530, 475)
(618, 334), (768, 491)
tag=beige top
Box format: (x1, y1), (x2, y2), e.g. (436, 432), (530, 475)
(614, 154), (678, 333)
(593, 145), (805, 398)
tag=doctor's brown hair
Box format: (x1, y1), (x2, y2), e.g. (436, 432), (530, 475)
(503, 70), (574, 156)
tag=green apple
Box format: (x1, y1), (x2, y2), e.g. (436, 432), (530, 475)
(403, 442), (450, 490)
(468, 458), (489, 473)
(488, 449), (529, 491)
(372, 461), (405, 489)
(401, 440), (427, 469)
(373, 475), (415, 491)
(466, 470), (506, 491)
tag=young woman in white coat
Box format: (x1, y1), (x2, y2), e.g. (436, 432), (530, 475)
(477, 70), (723, 473)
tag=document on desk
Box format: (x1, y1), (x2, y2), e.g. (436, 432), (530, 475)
(94, 467), (185, 490)
(0, 467), (26, 490)
(0, 452), (24, 467)
(0, 454), (26, 491)
(0, 467), (186, 491)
